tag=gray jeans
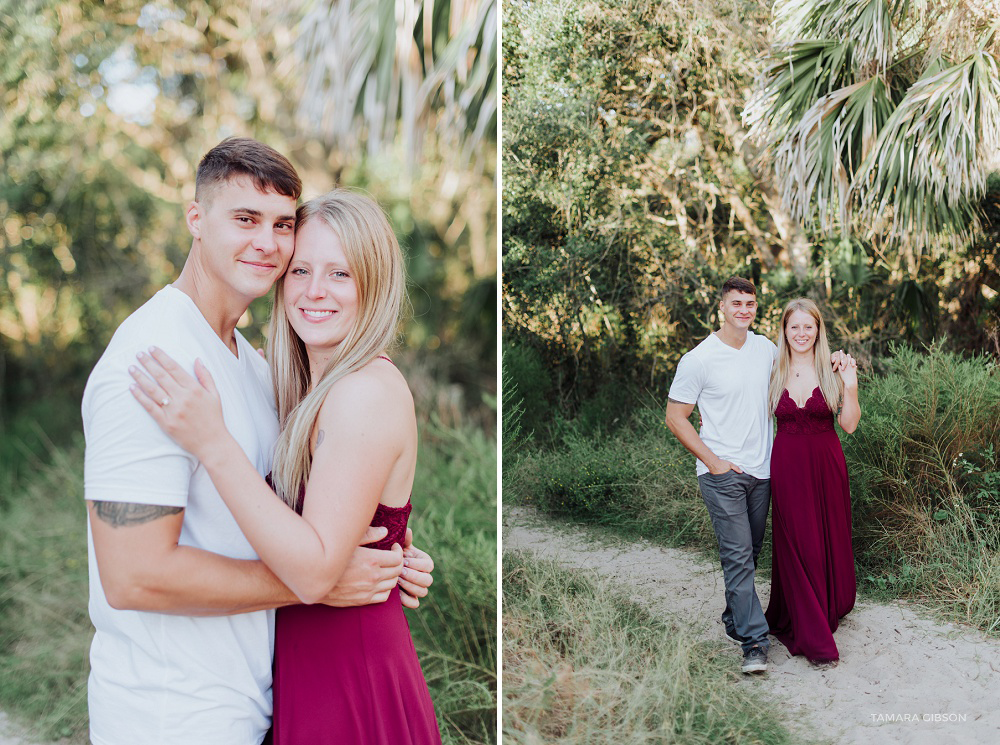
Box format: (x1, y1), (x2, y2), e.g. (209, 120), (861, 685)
(698, 470), (770, 653)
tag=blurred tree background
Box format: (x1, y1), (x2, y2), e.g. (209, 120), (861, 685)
(1, 0), (497, 458)
(502, 0), (999, 423)
(1, 1), (496, 742)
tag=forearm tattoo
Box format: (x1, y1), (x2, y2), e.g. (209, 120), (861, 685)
(91, 501), (183, 527)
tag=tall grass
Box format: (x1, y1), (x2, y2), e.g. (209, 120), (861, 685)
(503, 551), (795, 745)
(0, 437), (90, 741)
(844, 342), (1000, 630)
(506, 407), (718, 553)
(0, 420), (497, 744)
(409, 419), (498, 744)
(506, 343), (1000, 636)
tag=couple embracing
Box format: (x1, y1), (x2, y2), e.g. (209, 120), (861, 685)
(83, 138), (442, 743)
(666, 276), (862, 673)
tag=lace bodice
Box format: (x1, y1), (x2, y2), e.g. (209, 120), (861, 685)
(775, 387), (835, 435)
(363, 501), (412, 550)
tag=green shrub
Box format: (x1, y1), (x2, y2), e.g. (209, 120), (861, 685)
(535, 433), (642, 516)
(501, 343), (552, 443)
(845, 342), (1000, 546)
(572, 380), (641, 438)
(955, 445), (1000, 511)
(842, 342), (1000, 630)
(509, 406), (716, 550)
(501, 361), (527, 470)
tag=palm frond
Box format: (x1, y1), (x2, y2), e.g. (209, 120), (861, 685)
(744, 39), (855, 146)
(852, 48), (1000, 249)
(775, 0), (896, 71)
(291, 0), (496, 171)
(770, 75), (893, 231)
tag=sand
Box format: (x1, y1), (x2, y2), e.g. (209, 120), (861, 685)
(0, 714), (36, 745)
(505, 507), (1000, 745)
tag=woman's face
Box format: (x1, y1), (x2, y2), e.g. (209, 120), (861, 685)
(283, 219), (359, 354)
(785, 309), (818, 355)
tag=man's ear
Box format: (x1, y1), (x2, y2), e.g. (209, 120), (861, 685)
(185, 201), (202, 239)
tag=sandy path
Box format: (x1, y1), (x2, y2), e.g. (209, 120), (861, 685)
(505, 507), (1000, 745)
(0, 713), (35, 745)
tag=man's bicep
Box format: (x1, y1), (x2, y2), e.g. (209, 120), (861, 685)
(666, 399), (696, 419)
(90, 501), (184, 528)
(89, 500), (186, 608)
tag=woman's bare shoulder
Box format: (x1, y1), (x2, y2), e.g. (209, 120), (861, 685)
(317, 358), (414, 426)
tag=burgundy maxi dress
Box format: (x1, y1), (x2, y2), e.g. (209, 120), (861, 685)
(270, 498), (441, 744)
(764, 386), (856, 662)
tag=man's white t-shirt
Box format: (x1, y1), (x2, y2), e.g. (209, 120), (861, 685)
(668, 330), (777, 479)
(83, 286), (279, 745)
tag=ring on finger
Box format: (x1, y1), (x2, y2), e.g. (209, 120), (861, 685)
(159, 397), (170, 407)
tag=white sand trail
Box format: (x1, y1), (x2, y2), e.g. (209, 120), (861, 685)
(505, 507), (1000, 745)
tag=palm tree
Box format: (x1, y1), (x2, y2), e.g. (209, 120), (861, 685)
(744, 0), (1000, 268)
(290, 0), (497, 175)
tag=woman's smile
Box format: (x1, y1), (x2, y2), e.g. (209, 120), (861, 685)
(299, 308), (338, 322)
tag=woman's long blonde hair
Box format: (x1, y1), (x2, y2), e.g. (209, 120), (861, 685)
(267, 189), (405, 509)
(768, 298), (843, 414)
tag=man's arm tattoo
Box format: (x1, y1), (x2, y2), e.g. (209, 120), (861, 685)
(91, 501), (183, 528)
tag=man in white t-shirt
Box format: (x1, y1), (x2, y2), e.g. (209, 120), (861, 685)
(665, 277), (775, 675)
(83, 138), (434, 744)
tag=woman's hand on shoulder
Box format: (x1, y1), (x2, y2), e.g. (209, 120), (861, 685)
(129, 347), (230, 460)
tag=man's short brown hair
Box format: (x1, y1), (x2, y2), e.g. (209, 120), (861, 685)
(720, 276), (756, 300)
(195, 137), (302, 203)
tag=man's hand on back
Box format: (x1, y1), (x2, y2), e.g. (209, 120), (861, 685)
(317, 526), (435, 608)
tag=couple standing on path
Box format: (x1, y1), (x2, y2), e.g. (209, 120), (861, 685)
(666, 276), (862, 674)
(83, 138), (442, 744)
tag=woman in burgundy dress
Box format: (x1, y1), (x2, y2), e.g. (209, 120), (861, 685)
(764, 298), (861, 666)
(129, 189), (441, 743)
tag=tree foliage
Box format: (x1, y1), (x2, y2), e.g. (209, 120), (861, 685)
(0, 0), (497, 433)
(502, 0), (999, 421)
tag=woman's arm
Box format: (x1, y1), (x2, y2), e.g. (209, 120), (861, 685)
(836, 353), (861, 433)
(196, 375), (401, 603)
(129, 348), (413, 605)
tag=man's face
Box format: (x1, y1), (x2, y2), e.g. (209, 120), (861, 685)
(187, 178), (297, 304)
(719, 290), (757, 330)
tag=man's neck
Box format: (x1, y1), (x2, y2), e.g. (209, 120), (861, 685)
(715, 324), (750, 350)
(173, 265), (247, 356)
